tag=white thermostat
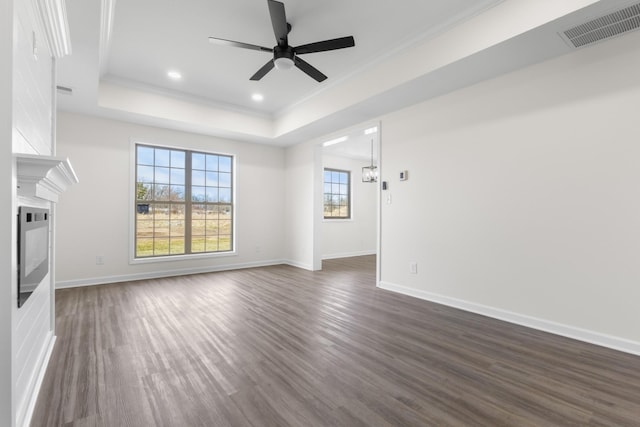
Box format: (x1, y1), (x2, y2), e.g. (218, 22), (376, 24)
(399, 170), (408, 181)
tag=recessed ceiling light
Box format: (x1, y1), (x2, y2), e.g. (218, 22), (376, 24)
(252, 93), (264, 102)
(364, 126), (378, 135)
(167, 70), (182, 80)
(322, 136), (348, 147)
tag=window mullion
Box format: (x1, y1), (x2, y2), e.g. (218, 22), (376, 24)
(185, 150), (192, 254)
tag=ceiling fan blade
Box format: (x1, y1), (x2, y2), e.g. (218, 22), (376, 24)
(250, 60), (275, 81)
(294, 36), (355, 55)
(294, 56), (327, 82)
(208, 37), (273, 52)
(267, 0), (288, 47)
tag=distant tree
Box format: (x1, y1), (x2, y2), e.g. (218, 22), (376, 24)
(137, 182), (185, 204)
(137, 182), (152, 200)
(150, 184), (186, 202)
(154, 185), (170, 201)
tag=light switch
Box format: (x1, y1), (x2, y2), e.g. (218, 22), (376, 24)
(409, 262), (417, 274)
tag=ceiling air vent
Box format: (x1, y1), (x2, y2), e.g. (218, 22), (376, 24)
(561, 2), (640, 48)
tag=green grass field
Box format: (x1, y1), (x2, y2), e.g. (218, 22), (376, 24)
(135, 207), (232, 257)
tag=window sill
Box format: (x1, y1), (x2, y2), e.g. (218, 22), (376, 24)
(130, 250), (237, 265)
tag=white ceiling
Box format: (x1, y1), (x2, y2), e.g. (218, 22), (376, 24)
(57, 0), (640, 153)
(103, 0), (499, 114)
(322, 127), (378, 162)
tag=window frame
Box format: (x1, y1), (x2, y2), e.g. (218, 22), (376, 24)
(323, 168), (352, 220)
(130, 141), (237, 264)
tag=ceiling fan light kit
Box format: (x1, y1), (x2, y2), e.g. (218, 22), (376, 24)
(208, 0), (355, 82)
(274, 47), (295, 70)
(274, 58), (294, 70)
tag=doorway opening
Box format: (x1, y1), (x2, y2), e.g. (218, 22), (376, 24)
(312, 122), (381, 285)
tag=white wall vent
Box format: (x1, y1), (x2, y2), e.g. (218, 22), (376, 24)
(561, 3), (640, 48)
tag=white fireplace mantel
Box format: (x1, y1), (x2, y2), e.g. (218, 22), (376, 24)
(15, 154), (79, 202)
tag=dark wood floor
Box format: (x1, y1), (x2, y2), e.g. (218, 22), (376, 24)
(32, 256), (640, 426)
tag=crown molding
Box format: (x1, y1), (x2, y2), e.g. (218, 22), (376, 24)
(16, 154), (79, 202)
(35, 0), (71, 58)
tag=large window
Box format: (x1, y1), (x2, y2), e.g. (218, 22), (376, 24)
(323, 168), (351, 219)
(135, 144), (233, 258)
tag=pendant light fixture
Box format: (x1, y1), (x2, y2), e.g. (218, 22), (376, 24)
(362, 139), (377, 183)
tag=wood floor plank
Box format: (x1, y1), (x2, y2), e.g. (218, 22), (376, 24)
(31, 256), (640, 426)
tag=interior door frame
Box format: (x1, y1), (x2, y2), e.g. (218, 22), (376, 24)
(312, 121), (382, 286)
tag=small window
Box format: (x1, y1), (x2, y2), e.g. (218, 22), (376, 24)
(323, 168), (351, 219)
(135, 144), (234, 258)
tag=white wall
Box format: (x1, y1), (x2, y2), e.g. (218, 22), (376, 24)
(378, 30), (640, 353)
(13, 0), (53, 157)
(55, 112), (286, 286)
(322, 154), (377, 259)
(283, 141), (316, 270)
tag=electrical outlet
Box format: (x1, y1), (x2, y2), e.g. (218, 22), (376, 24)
(96, 256), (104, 265)
(409, 262), (417, 274)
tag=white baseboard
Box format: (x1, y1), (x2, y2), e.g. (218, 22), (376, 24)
(56, 259), (287, 289)
(19, 332), (56, 427)
(322, 250), (376, 260)
(378, 281), (640, 357)
(283, 260), (314, 271)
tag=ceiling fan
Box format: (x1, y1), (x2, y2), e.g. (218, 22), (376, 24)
(208, 0), (355, 82)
